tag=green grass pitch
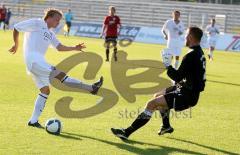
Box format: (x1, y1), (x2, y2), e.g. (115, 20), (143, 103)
(0, 30), (240, 154)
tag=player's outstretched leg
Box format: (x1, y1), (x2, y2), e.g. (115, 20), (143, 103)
(55, 72), (103, 95)
(111, 96), (168, 140)
(111, 109), (152, 140)
(90, 76), (104, 95)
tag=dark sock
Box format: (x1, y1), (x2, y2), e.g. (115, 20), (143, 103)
(114, 48), (117, 60)
(125, 111), (152, 137)
(160, 109), (170, 128)
(106, 49), (110, 60)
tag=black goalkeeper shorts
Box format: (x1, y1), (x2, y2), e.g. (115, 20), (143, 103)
(164, 85), (200, 111)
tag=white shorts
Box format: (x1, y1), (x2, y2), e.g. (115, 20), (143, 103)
(167, 39), (183, 56)
(29, 62), (60, 89)
(208, 37), (217, 47)
(168, 47), (182, 56)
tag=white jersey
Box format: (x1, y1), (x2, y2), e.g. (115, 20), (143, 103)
(14, 18), (61, 72)
(162, 19), (185, 47)
(205, 24), (219, 38)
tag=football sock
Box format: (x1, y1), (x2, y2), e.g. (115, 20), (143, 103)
(106, 49), (110, 60)
(125, 109), (152, 137)
(61, 76), (93, 92)
(174, 60), (179, 69)
(160, 109), (170, 128)
(114, 48), (117, 61)
(29, 93), (48, 123)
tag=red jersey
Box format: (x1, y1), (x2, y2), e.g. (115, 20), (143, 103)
(0, 8), (6, 20)
(104, 15), (121, 37)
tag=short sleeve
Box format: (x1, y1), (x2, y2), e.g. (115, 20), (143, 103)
(104, 16), (108, 25)
(14, 18), (43, 32)
(117, 16), (121, 25)
(205, 25), (210, 33)
(162, 20), (169, 32)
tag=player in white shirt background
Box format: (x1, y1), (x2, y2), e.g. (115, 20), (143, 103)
(8, 8), (103, 128)
(205, 18), (220, 61)
(160, 10), (185, 135)
(162, 10), (185, 70)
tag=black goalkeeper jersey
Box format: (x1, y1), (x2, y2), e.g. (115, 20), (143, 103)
(167, 45), (206, 92)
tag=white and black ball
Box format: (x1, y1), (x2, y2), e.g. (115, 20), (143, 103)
(45, 118), (62, 135)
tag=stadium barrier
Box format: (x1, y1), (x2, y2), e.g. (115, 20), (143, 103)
(8, 20), (239, 52)
(69, 22), (240, 52)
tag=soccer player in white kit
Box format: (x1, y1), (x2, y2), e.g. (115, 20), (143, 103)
(205, 18), (220, 61)
(8, 9), (103, 128)
(162, 10), (185, 69)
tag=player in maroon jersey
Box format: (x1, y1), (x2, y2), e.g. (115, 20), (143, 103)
(100, 6), (121, 62)
(0, 4), (7, 30)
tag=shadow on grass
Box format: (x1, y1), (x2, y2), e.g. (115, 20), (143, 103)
(59, 132), (205, 155)
(207, 80), (240, 87)
(166, 137), (238, 155)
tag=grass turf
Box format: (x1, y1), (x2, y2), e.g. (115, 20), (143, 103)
(0, 30), (240, 154)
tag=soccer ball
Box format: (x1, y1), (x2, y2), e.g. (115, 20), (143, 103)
(45, 118), (62, 135)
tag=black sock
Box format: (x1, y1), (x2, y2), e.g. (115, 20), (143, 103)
(114, 48), (117, 60)
(125, 111), (152, 137)
(160, 109), (170, 128)
(106, 49), (109, 60)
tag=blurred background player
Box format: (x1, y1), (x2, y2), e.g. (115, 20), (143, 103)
(64, 9), (73, 36)
(205, 18), (220, 61)
(162, 10), (185, 69)
(111, 26), (206, 140)
(0, 4), (6, 30)
(9, 8), (103, 128)
(100, 6), (121, 62)
(4, 8), (12, 30)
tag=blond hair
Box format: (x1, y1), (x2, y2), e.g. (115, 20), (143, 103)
(44, 8), (63, 20)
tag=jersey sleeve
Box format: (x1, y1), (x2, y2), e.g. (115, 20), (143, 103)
(162, 20), (169, 33)
(104, 16), (109, 25)
(50, 32), (61, 48)
(14, 18), (42, 32)
(167, 54), (190, 82)
(205, 25), (210, 33)
(117, 16), (121, 25)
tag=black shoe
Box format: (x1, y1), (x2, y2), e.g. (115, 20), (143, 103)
(28, 121), (44, 129)
(158, 126), (174, 135)
(91, 76), (104, 95)
(106, 58), (109, 62)
(111, 128), (128, 140)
